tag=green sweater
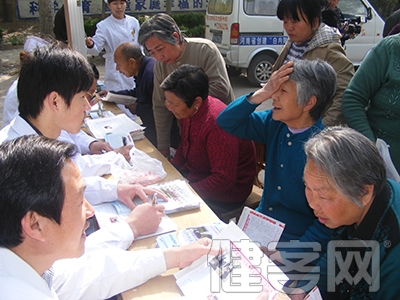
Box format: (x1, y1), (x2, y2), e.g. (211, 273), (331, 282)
(343, 34), (400, 172)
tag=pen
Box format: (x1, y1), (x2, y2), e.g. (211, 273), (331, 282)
(152, 193), (158, 205)
(122, 136), (127, 146)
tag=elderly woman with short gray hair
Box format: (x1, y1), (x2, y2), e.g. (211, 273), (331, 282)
(217, 59), (336, 254)
(290, 126), (400, 299)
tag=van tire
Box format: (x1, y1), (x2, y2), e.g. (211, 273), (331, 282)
(247, 54), (275, 87)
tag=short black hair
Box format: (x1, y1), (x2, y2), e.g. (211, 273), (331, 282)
(18, 42), (94, 119)
(0, 135), (77, 248)
(160, 64), (209, 108)
(277, 0), (321, 26)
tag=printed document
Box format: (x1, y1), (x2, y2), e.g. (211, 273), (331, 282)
(237, 207), (285, 250)
(85, 114), (145, 139)
(174, 222), (288, 299)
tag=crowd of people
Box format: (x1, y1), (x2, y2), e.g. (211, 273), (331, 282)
(1, 0), (400, 298)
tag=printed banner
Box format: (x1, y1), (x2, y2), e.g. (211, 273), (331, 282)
(17, 0), (208, 19)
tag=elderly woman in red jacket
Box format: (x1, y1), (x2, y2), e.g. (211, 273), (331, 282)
(160, 64), (256, 217)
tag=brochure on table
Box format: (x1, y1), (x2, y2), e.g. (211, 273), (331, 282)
(104, 132), (134, 149)
(157, 207), (285, 250)
(174, 222), (288, 300)
(131, 179), (202, 214)
(102, 92), (137, 106)
(156, 221), (227, 249)
(85, 113), (145, 140)
(93, 200), (176, 240)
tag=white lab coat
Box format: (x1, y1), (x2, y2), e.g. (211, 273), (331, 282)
(0, 222), (167, 300)
(2, 78), (97, 155)
(0, 116), (129, 205)
(2, 78), (18, 128)
(87, 14), (139, 91)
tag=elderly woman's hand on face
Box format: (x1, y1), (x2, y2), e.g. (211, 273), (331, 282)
(249, 61), (294, 105)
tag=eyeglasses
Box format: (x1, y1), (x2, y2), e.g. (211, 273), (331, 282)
(86, 91), (97, 102)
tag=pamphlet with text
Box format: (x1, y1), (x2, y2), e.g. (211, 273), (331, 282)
(237, 207), (285, 250)
(174, 222), (288, 299)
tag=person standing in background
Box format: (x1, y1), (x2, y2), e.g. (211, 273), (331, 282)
(85, 0), (139, 92)
(342, 33), (400, 174)
(138, 13), (234, 158)
(271, 0), (353, 127)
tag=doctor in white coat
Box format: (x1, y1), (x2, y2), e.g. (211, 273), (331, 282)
(85, 0), (141, 119)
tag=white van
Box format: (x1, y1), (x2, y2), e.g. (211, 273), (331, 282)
(205, 0), (384, 86)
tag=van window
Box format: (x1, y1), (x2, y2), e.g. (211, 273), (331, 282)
(337, 0), (367, 16)
(208, 0), (233, 14)
(244, 0), (278, 16)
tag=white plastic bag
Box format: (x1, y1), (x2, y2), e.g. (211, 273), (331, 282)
(111, 147), (167, 186)
(376, 138), (400, 182)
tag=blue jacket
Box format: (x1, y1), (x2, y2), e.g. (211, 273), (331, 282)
(217, 94), (331, 246)
(112, 56), (157, 146)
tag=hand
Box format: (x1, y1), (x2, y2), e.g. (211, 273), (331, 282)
(89, 141), (113, 154)
(89, 93), (102, 106)
(114, 145), (133, 162)
(85, 37), (94, 48)
(164, 238), (221, 269)
(117, 183), (168, 210)
(125, 103), (138, 114)
(98, 90), (108, 97)
(249, 61), (294, 105)
(124, 202), (165, 238)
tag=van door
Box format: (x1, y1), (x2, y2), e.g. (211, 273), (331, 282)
(237, 0), (285, 85)
(206, 0), (286, 86)
(206, 0), (239, 54)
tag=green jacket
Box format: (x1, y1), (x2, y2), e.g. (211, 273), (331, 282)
(342, 33), (400, 172)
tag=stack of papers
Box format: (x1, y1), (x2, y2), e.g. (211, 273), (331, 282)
(85, 114), (145, 140)
(132, 179), (202, 214)
(102, 92), (137, 106)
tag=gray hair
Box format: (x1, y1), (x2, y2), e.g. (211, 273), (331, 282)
(138, 13), (184, 47)
(304, 126), (386, 206)
(290, 59), (337, 121)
